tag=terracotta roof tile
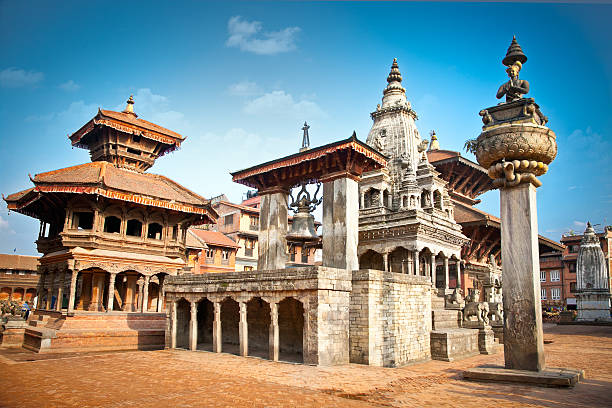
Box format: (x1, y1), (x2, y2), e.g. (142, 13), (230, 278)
(189, 229), (239, 248)
(99, 110), (184, 141)
(0, 254), (39, 271)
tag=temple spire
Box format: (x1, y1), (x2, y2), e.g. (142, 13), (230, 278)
(122, 95), (137, 117)
(300, 122), (310, 152)
(387, 58), (402, 84)
(428, 130), (440, 151)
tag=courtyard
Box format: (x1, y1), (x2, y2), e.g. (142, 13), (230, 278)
(0, 324), (610, 408)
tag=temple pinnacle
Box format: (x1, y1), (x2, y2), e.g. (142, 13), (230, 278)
(300, 121), (311, 152)
(387, 58), (402, 84)
(502, 36), (527, 67)
(123, 95), (137, 117)
(428, 130), (440, 151)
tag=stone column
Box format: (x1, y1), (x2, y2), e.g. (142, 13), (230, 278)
(189, 301), (198, 351)
(239, 301), (248, 357)
(444, 257), (450, 290)
(269, 302), (279, 361)
(156, 275), (165, 313)
(141, 275), (150, 313)
(455, 260), (462, 290)
(413, 251), (420, 278)
(107, 273), (117, 312)
(383, 252), (389, 272)
(36, 272), (45, 309)
(257, 190), (289, 270)
(67, 270), (78, 313)
(89, 272), (105, 311)
(500, 183), (545, 371)
(322, 177), (359, 270)
(212, 301), (222, 353)
(171, 300), (177, 349)
(431, 254), (437, 286)
(46, 271), (56, 310)
(136, 280), (144, 311)
(55, 270), (66, 311)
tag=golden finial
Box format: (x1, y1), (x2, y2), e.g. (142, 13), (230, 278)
(123, 95), (137, 116)
(428, 130), (440, 151)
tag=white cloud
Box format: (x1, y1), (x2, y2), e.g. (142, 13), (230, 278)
(243, 90), (326, 119)
(0, 216), (16, 235)
(226, 16), (300, 55)
(572, 220), (587, 229)
(124, 88), (186, 131)
(228, 81), (261, 96)
(568, 127), (610, 159)
(25, 100), (98, 122)
(568, 185), (577, 191)
(59, 80), (80, 91)
(0, 67), (44, 88)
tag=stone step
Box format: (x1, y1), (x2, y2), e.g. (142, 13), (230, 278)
(432, 309), (462, 330)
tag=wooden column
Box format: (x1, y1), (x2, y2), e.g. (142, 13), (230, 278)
(55, 270), (66, 311)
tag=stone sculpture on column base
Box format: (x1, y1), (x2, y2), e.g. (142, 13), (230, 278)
(463, 37), (583, 387)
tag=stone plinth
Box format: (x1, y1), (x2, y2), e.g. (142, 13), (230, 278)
(430, 329), (479, 362)
(463, 366), (584, 387)
(577, 291), (612, 322)
(0, 318), (28, 348)
(500, 182), (545, 371)
(349, 269), (431, 367)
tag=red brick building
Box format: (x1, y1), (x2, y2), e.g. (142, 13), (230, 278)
(539, 251), (564, 308)
(186, 228), (239, 273)
(0, 254), (39, 303)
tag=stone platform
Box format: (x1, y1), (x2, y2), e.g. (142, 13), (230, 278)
(0, 318), (28, 348)
(23, 310), (166, 353)
(463, 366), (584, 387)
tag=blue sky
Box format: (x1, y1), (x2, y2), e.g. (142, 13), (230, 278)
(1, 1), (611, 255)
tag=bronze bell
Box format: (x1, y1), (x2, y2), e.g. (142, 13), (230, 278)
(287, 183), (320, 241)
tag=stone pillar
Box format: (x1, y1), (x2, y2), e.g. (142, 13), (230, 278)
(500, 183), (545, 371)
(78, 271), (92, 310)
(107, 273), (117, 312)
(136, 280), (144, 311)
(212, 301), (222, 353)
(257, 190), (289, 270)
(431, 254), (437, 285)
(124, 275), (137, 312)
(36, 272), (45, 309)
(67, 270), (78, 313)
(383, 252), (389, 272)
(89, 272), (105, 311)
(189, 301), (198, 351)
(456, 260), (462, 290)
(142, 275), (150, 313)
(322, 177), (359, 270)
(171, 300), (177, 349)
(413, 251), (420, 278)
(239, 301), (248, 357)
(269, 302), (279, 361)
(444, 257), (450, 290)
(55, 270), (66, 311)
(46, 271), (56, 310)
(157, 275), (165, 313)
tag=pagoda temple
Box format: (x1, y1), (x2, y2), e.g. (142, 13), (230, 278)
(4, 96), (217, 353)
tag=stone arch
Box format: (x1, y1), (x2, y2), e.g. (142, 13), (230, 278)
(420, 189), (431, 208)
(25, 288), (37, 302)
(221, 297), (240, 355)
(247, 297), (271, 359)
(389, 247), (410, 274)
(435, 251), (446, 289)
(449, 255), (461, 289)
(383, 189), (390, 208)
(359, 250), (384, 271)
(419, 247), (433, 276)
(196, 297), (214, 351)
(0, 287), (11, 300)
(402, 195), (408, 208)
(175, 298), (191, 349)
(278, 297), (304, 363)
(12, 287), (24, 302)
(433, 190), (442, 210)
(364, 187), (380, 208)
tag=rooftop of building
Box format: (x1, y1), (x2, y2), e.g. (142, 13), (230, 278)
(188, 228), (240, 249)
(4, 161), (216, 220)
(0, 254), (39, 271)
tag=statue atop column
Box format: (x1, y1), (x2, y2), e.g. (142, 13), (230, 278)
(496, 36), (530, 103)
